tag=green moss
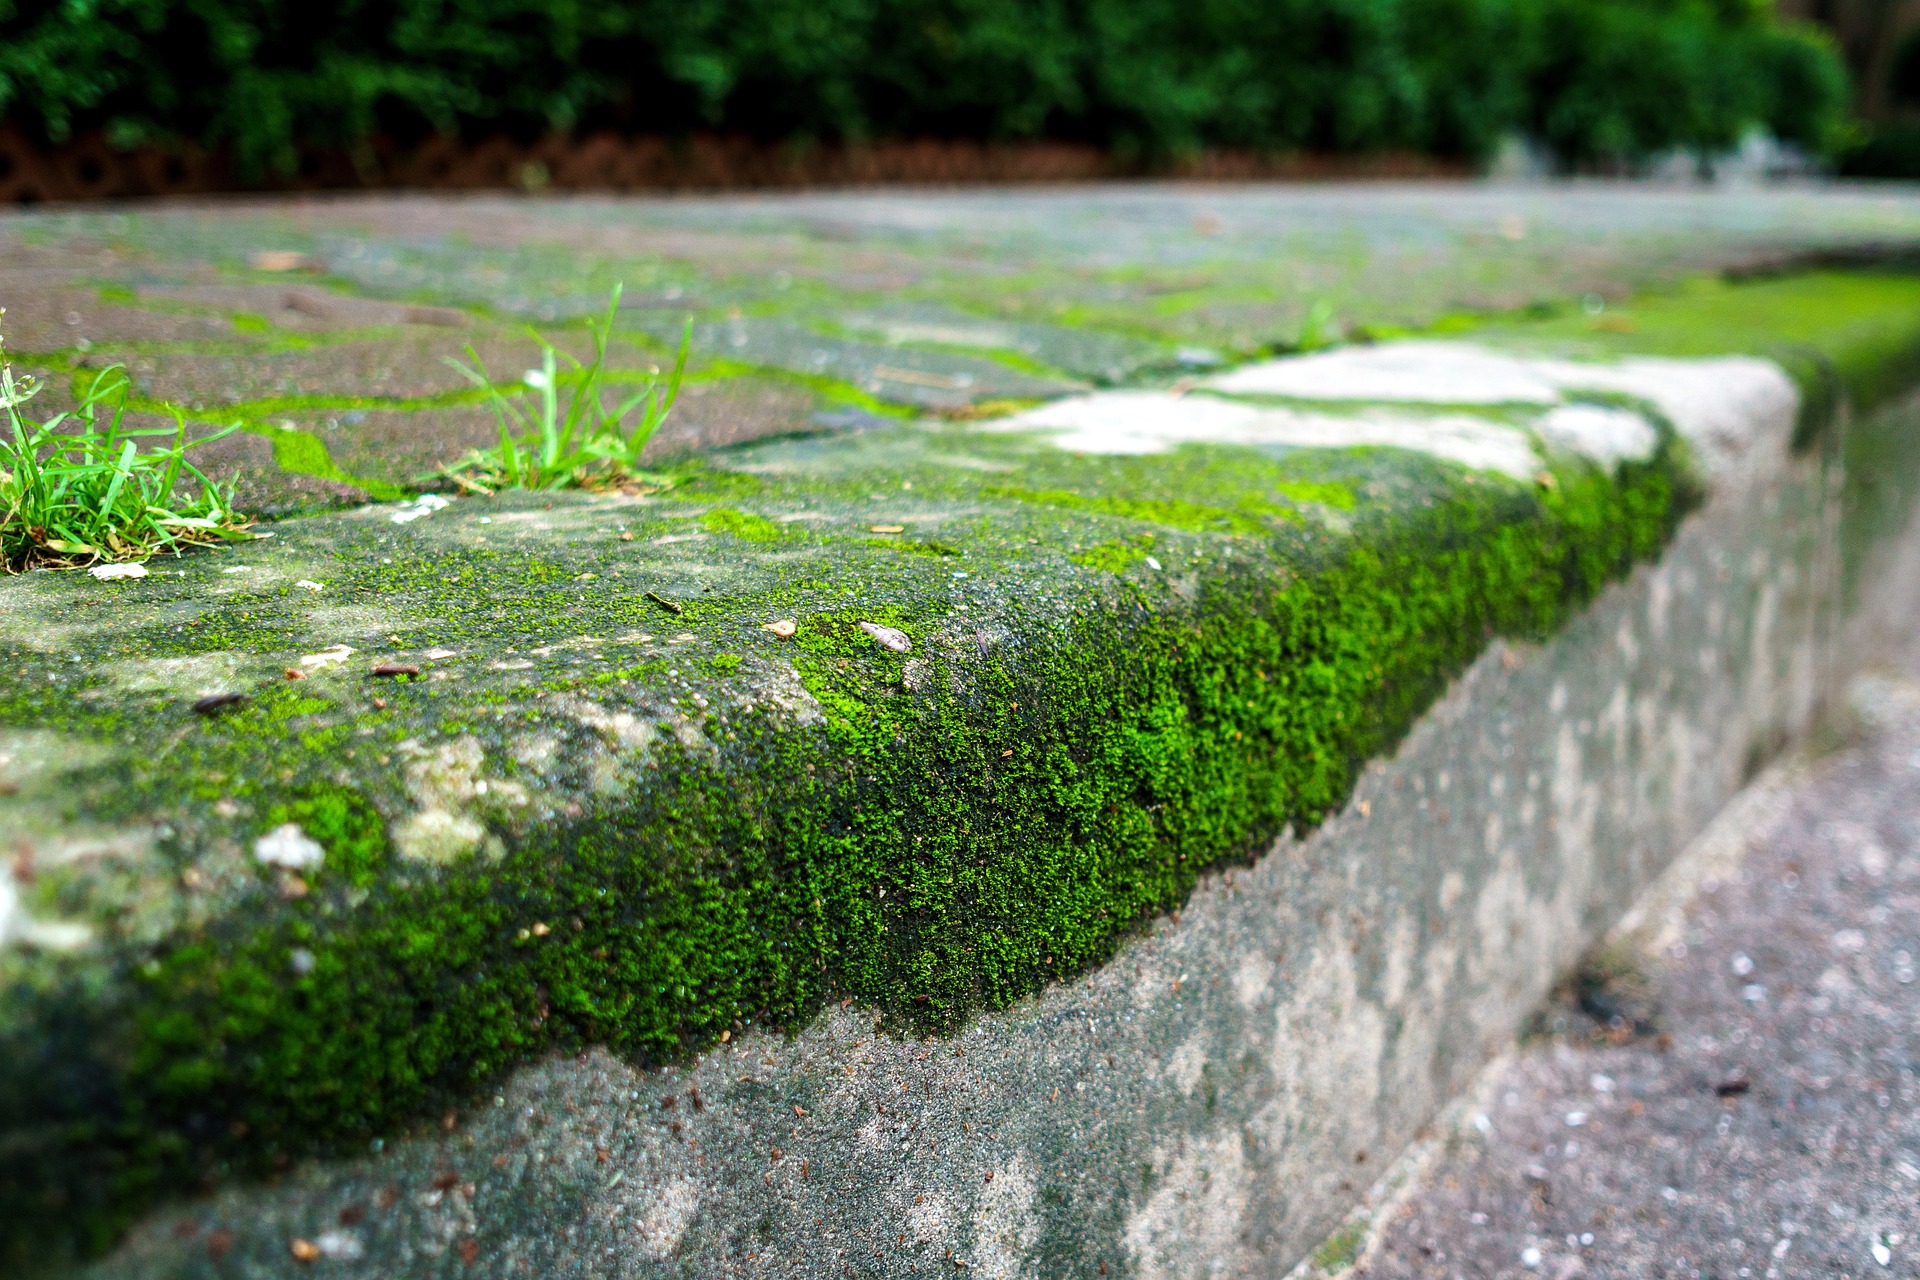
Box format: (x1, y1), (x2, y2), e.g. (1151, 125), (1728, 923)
(263, 423), (407, 500)
(1276, 478), (1356, 511)
(10, 269), (1920, 1270)
(1070, 536), (1153, 573)
(700, 507), (784, 541)
(1311, 1220), (1368, 1272)
(5, 425), (1701, 1274)
(262, 786), (390, 889)
(987, 484), (1299, 535)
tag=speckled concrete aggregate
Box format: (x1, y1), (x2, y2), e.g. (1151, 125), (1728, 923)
(1353, 676), (1920, 1280)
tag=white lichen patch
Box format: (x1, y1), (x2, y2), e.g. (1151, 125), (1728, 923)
(392, 736), (516, 862)
(253, 823), (325, 870)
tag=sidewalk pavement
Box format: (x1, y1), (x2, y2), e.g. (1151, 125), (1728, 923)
(1356, 670), (1920, 1280)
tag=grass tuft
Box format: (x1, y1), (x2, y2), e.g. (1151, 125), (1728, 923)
(0, 317), (252, 572)
(434, 285), (689, 495)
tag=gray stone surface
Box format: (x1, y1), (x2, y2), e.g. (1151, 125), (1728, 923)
(81, 355), (1916, 1280)
(11, 184), (1920, 1277)
(1347, 660), (1920, 1280)
(11, 182), (1920, 513)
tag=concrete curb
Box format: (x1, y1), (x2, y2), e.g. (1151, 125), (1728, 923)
(56, 361), (1920, 1278)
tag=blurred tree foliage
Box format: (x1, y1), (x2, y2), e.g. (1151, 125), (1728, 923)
(0, 0), (1849, 178)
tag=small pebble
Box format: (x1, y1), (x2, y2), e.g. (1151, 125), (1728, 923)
(191, 692), (248, 716)
(255, 823), (325, 871)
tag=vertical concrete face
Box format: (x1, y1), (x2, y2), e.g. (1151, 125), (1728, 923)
(89, 396), (1909, 1278)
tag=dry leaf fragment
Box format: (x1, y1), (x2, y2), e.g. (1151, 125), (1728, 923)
(858, 622), (911, 653)
(252, 250), (313, 272)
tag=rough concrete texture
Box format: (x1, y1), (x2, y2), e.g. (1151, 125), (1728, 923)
(1341, 659), (1920, 1280)
(44, 360), (1916, 1280)
(8, 187), (1920, 1277)
(9, 185), (1920, 513)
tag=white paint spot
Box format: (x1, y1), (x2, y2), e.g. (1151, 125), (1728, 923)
(390, 493), (453, 524)
(1205, 342), (1564, 404)
(995, 391), (1541, 479)
(88, 562), (148, 580)
(254, 823), (324, 870)
(1536, 402), (1657, 468)
(1002, 340), (1797, 483)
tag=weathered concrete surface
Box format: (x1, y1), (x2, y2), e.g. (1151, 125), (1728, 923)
(9, 184), (1920, 513)
(1343, 658), (1920, 1280)
(53, 361), (1920, 1280)
(8, 186), (1920, 1277)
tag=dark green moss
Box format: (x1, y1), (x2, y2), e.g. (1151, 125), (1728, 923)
(9, 268), (1920, 1270)
(0, 426), (1697, 1269)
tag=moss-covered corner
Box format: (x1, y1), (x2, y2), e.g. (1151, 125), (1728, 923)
(4, 266), (1920, 1273)
(0, 418), (1696, 1270)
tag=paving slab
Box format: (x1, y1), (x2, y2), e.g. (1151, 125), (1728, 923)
(8, 184), (1920, 515)
(6, 186), (1920, 1278)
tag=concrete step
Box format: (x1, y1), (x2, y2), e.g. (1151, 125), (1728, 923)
(5, 188), (1920, 1277)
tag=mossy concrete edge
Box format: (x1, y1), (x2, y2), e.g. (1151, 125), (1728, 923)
(78, 374), (1920, 1280)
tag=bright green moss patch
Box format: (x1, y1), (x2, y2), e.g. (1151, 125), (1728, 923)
(0, 423), (1698, 1269)
(1071, 539), (1153, 573)
(10, 269), (1920, 1270)
(1480, 270), (1920, 417)
(701, 506), (784, 541)
(988, 484), (1300, 535)
(1312, 1220), (1368, 1272)
(1276, 478), (1357, 510)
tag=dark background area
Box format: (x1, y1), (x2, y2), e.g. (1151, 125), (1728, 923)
(0, 0), (1877, 196)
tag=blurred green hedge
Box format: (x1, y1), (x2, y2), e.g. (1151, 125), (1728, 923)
(0, 0), (1849, 179)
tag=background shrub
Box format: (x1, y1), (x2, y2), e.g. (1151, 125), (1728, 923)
(0, 0), (1849, 179)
